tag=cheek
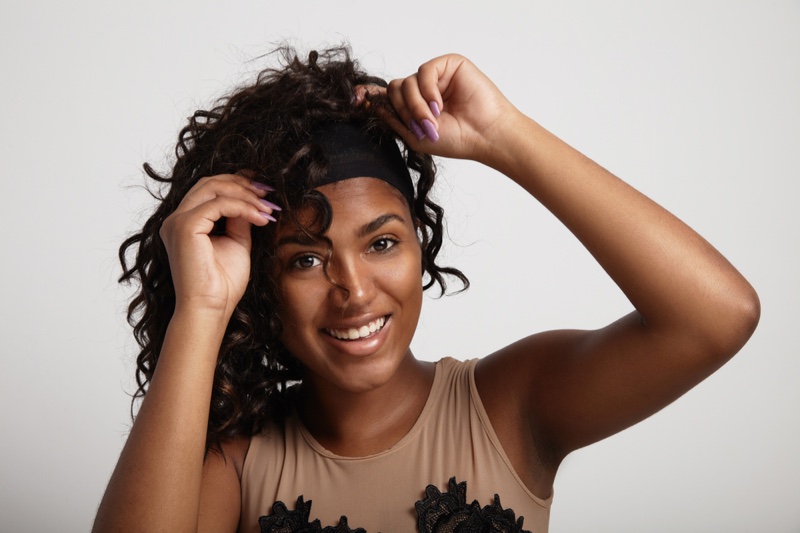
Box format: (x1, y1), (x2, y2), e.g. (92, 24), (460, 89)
(277, 289), (321, 367)
(387, 250), (424, 309)
(278, 280), (323, 335)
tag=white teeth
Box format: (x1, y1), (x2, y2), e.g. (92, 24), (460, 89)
(327, 316), (386, 341)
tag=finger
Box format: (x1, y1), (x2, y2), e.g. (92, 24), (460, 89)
(176, 174), (278, 216)
(177, 196), (274, 240)
(386, 76), (430, 142)
(377, 101), (423, 150)
(390, 65), (446, 143)
(386, 77), (411, 126)
(401, 75), (440, 142)
(205, 196), (277, 231)
(224, 212), (254, 250)
(417, 59), (450, 117)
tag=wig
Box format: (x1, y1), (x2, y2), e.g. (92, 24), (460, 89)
(118, 46), (469, 452)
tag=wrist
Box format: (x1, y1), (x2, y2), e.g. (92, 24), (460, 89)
(169, 304), (231, 343)
(476, 110), (539, 173)
(481, 113), (563, 189)
(150, 306), (230, 385)
(174, 291), (238, 319)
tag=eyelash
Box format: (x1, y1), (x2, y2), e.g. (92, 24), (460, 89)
(288, 237), (400, 270)
(369, 237), (399, 253)
(290, 255), (322, 270)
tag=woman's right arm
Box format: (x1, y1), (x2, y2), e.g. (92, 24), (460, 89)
(93, 174), (277, 532)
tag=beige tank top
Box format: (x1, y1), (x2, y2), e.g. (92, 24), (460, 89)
(240, 357), (552, 532)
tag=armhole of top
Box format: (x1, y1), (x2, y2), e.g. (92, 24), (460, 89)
(467, 359), (553, 508)
(240, 430), (263, 489)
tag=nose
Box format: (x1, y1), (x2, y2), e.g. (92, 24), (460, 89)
(328, 255), (376, 310)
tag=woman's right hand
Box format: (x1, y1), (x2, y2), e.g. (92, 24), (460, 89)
(94, 174), (272, 533)
(159, 173), (279, 319)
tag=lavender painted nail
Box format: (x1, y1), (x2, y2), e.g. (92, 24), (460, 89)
(261, 212), (277, 222)
(429, 101), (440, 117)
(259, 199), (282, 211)
(252, 182), (275, 192)
(409, 120), (426, 140)
(420, 119), (439, 142)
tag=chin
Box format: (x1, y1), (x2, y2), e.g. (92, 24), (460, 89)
(311, 347), (409, 395)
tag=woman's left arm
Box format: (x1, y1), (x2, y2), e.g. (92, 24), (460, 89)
(384, 55), (760, 465)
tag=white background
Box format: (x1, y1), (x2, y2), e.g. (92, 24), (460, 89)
(1, 1), (798, 531)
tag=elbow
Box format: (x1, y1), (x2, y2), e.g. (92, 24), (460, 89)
(737, 284), (761, 346)
(707, 282), (761, 361)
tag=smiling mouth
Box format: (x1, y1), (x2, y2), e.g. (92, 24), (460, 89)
(324, 316), (388, 341)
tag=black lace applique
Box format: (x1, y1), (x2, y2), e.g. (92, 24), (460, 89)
(415, 477), (530, 533)
(258, 477), (530, 533)
(258, 497), (366, 533)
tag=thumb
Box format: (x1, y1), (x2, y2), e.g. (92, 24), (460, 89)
(225, 215), (253, 251)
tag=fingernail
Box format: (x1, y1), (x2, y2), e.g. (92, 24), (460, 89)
(409, 120), (426, 140)
(253, 182), (275, 192)
(421, 119), (439, 142)
(261, 212), (277, 222)
(429, 101), (440, 117)
(259, 199), (282, 211)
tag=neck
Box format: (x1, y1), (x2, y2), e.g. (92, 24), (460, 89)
(297, 353), (435, 457)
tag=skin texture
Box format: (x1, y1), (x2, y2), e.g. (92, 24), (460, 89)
(93, 54), (759, 532)
(383, 54), (760, 497)
(274, 178), (434, 456)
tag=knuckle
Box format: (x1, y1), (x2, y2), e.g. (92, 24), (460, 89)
(401, 76), (416, 89)
(203, 178), (246, 199)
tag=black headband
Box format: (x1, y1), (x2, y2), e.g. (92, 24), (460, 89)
(312, 121), (415, 203)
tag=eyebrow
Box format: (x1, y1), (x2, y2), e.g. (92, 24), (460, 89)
(357, 213), (406, 238)
(275, 213), (407, 249)
(275, 232), (321, 249)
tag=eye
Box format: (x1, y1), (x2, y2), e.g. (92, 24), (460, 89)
(291, 255), (322, 269)
(369, 237), (398, 253)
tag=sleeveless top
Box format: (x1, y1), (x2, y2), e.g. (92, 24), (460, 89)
(240, 357), (552, 533)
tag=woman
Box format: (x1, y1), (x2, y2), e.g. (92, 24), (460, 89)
(94, 47), (759, 532)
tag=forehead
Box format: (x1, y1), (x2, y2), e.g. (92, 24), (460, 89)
(317, 177), (410, 213)
(276, 177), (413, 239)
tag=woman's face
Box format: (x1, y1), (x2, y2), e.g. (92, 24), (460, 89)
(274, 177), (423, 394)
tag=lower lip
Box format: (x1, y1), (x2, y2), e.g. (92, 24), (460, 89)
(323, 316), (391, 357)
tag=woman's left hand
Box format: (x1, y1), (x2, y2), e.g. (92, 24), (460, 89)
(363, 54), (520, 165)
(360, 51), (760, 493)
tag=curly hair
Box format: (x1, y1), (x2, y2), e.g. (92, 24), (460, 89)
(118, 46), (469, 453)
